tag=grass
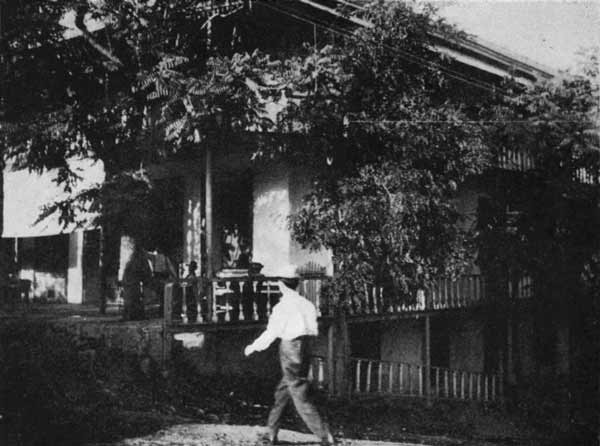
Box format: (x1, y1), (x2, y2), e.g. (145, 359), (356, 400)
(0, 318), (564, 446)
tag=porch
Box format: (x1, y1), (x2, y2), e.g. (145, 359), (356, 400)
(160, 272), (517, 404)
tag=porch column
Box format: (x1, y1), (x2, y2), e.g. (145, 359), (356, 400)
(205, 145), (214, 278)
(183, 175), (203, 268)
(424, 315), (432, 406)
(67, 231), (84, 304)
(205, 145), (218, 322)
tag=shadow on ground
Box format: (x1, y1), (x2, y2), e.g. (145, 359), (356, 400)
(0, 317), (562, 446)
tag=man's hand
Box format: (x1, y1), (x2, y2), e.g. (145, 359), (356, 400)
(244, 345), (254, 357)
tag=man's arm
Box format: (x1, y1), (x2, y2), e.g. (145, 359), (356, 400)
(244, 305), (284, 356)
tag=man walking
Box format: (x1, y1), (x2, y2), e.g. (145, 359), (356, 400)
(244, 267), (335, 445)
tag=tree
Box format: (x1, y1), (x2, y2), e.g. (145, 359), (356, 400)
(0, 0), (285, 318)
(480, 54), (599, 442)
(282, 2), (488, 308)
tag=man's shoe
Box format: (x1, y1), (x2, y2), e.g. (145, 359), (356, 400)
(258, 432), (278, 445)
(320, 433), (338, 445)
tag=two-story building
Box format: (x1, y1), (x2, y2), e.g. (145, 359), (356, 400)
(3, 0), (562, 403)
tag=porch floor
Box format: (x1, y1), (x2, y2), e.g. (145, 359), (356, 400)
(0, 303), (124, 322)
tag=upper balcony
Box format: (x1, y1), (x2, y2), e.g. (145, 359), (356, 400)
(496, 147), (598, 185)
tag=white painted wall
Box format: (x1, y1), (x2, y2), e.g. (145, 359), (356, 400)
(252, 166), (292, 275)
(67, 231), (84, 304)
(118, 235), (135, 281)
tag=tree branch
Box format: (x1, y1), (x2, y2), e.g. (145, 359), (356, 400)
(75, 7), (123, 68)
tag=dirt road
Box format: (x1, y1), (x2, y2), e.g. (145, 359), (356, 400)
(91, 423), (431, 446)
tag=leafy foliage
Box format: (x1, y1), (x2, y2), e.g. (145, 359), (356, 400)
(282, 3), (488, 305)
(478, 55), (599, 440)
(0, 0), (283, 241)
(479, 64), (600, 299)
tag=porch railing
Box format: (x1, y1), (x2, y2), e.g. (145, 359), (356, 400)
(497, 148), (535, 172)
(197, 0), (245, 12)
(163, 276), (329, 325)
(350, 357), (502, 402)
(349, 274), (486, 316)
(308, 356), (327, 390)
(163, 272), (533, 324)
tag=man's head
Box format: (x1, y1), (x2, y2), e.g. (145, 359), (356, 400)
(278, 265), (299, 290)
(280, 277), (300, 290)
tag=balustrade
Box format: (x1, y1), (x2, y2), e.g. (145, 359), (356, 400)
(163, 276), (326, 325)
(163, 272), (534, 325)
(350, 357), (501, 402)
(496, 148), (598, 185)
(308, 356), (327, 390)
(350, 274), (485, 316)
(497, 147), (535, 172)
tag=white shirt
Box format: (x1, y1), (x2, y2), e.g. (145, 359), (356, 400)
(248, 281), (319, 352)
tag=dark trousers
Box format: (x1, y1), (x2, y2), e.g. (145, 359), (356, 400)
(267, 337), (331, 441)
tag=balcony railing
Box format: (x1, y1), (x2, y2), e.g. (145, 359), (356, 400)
(496, 148), (599, 184)
(162, 273), (533, 325)
(348, 274), (486, 316)
(197, 0), (245, 13)
(497, 148), (535, 172)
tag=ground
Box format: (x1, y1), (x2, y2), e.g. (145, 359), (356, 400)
(89, 424), (427, 446)
(0, 305), (561, 446)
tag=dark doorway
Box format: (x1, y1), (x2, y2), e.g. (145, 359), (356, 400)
(350, 322), (381, 360)
(147, 177), (185, 265)
(214, 171), (253, 269)
(431, 316), (450, 368)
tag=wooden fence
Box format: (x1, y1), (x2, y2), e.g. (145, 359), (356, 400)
(347, 357), (501, 402)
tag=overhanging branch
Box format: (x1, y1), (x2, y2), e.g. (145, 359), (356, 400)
(75, 7), (123, 68)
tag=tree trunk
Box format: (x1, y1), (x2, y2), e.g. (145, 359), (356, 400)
(0, 167), (8, 292)
(98, 221), (121, 315)
(121, 235), (152, 320)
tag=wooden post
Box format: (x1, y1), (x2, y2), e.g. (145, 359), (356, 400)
(506, 312), (514, 385)
(205, 145), (213, 280)
(424, 315), (432, 406)
(340, 310), (351, 398)
(498, 349), (504, 400)
(161, 283), (174, 368)
(205, 146), (217, 322)
(327, 323), (335, 396)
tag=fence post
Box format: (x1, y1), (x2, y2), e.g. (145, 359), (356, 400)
(327, 322), (335, 397)
(424, 315), (432, 406)
(161, 282), (174, 368)
(339, 310), (351, 398)
(498, 349), (505, 403)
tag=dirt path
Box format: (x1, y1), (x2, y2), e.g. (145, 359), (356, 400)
(90, 424), (430, 446)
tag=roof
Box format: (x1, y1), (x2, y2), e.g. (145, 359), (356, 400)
(270, 0), (555, 84)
